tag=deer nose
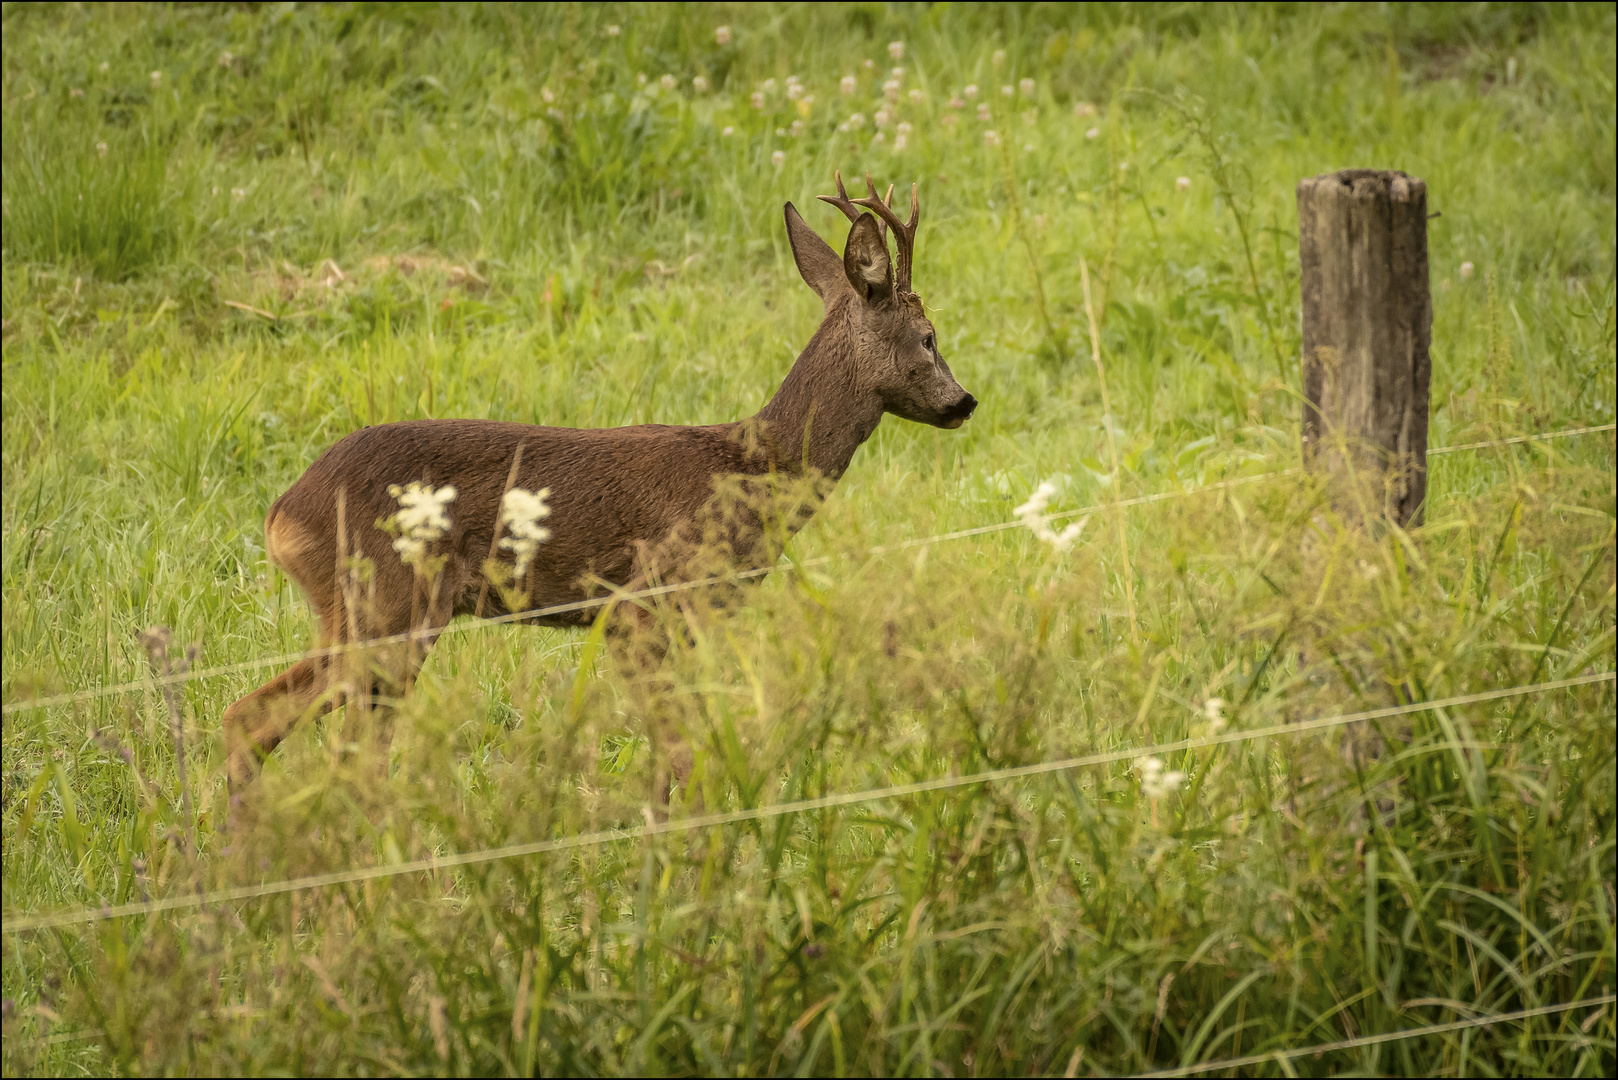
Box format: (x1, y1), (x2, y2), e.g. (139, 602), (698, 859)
(941, 392), (977, 427)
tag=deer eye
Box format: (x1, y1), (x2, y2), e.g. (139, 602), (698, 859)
(922, 333), (935, 352)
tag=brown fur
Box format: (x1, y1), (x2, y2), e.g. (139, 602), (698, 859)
(223, 179), (975, 791)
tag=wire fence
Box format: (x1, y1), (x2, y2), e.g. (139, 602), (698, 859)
(6, 670), (1610, 933)
(1132, 994), (1617, 1077)
(3, 423), (1611, 718)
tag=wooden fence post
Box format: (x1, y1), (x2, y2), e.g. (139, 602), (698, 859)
(1297, 169), (1432, 526)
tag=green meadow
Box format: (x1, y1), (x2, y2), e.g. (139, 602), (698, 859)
(2, 2), (1614, 1075)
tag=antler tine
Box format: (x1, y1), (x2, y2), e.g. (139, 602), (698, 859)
(852, 173), (921, 294)
(815, 169), (887, 239)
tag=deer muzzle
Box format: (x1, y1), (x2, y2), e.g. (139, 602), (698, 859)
(939, 392), (978, 429)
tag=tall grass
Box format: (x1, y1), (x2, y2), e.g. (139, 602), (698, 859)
(3, 3), (1614, 1075)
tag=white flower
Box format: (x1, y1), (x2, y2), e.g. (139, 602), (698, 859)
(847, 112), (865, 129)
(977, 104), (992, 122)
(992, 49), (1006, 66)
(964, 84), (979, 99)
(150, 70), (162, 87)
(883, 79), (900, 101)
(776, 126), (786, 137)
(1135, 756), (1186, 799)
(941, 113), (957, 128)
(750, 91), (765, 109)
(218, 51), (234, 68)
(894, 134), (908, 151)
(1085, 126), (1100, 139)
(541, 87), (555, 103)
(762, 78), (776, 92)
(1119, 161), (1130, 172)
(546, 107), (564, 121)
(1176, 175), (1191, 192)
(499, 487), (552, 579)
(840, 75), (856, 94)
(873, 131), (885, 143)
(771, 149), (785, 168)
(386, 482), (458, 567)
(888, 40), (905, 60)
(908, 87), (924, 103)
(714, 25), (731, 45)
(693, 75), (709, 93)
(863, 59), (876, 71)
(890, 66), (905, 78)
(1019, 77), (1035, 96)
(721, 125), (734, 137)
(1202, 697), (1227, 732)
(98, 61), (110, 72)
(660, 74), (676, 91)
(1074, 101), (1097, 117)
(605, 24), (620, 37)
(789, 119), (803, 136)
(1460, 261), (1474, 278)
(96, 141), (108, 158)
(948, 95), (965, 108)
(1001, 84), (1015, 97)
(875, 108), (890, 128)
(788, 82), (804, 100)
(897, 121), (913, 134)
(636, 72), (647, 87)
(230, 186), (245, 199)
(1012, 480), (1087, 550)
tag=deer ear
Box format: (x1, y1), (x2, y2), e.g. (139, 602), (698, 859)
(784, 203), (853, 305)
(842, 213), (894, 306)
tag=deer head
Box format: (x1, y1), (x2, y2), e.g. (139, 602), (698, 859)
(783, 171), (977, 431)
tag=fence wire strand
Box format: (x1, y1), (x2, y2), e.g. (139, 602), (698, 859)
(1132, 993), (1617, 1077)
(4, 424), (1612, 717)
(5, 670), (1610, 933)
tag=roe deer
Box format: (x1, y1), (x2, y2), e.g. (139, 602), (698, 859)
(223, 172), (976, 791)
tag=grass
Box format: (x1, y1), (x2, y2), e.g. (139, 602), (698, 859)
(2, 2), (1614, 1075)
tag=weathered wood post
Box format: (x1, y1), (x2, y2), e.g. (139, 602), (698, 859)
(1297, 169), (1432, 526)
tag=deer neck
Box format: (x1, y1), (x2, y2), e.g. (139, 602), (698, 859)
(755, 318), (883, 479)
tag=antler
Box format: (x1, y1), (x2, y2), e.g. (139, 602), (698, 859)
(816, 169), (894, 241)
(851, 172), (920, 295)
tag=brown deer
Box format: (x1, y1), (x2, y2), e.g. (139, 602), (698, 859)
(223, 172), (975, 793)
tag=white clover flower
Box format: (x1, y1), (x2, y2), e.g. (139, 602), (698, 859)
(714, 25), (731, 45)
(888, 40), (905, 60)
(1074, 101), (1097, 117)
(863, 58), (876, 71)
(894, 133), (908, 151)
(775, 126), (786, 137)
(992, 49), (1006, 66)
(977, 104), (992, 122)
(789, 119), (803, 136)
(1019, 77), (1035, 96)
(605, 24), (621, 37)
(660, 73), (676, 91)
(1012, 480), (1087, 550)
(750, 91), (765, 109)
(387, 481), (457, 567)
(693, 75), (709, 93)
(891, 66), (905, 78)
(873, 131), (886, 143)
(96, 141), (109, 158)
(150, 70), (162, 87)
(230, 186), (245, 199)
(771, 149), (785, 168)
(788, 82), (804, 100)
(1176, 175), (1191, 192)
(949, 95), (965, 108)
(848, 112), (865, 129)
(218, 51), (234, 67)
(499, 487), (552, 579)
(1460, 261), (1475, 278)
(1001, 84), (1015, 97)
(721, 125), (734, 137)
(908, 87), (924, 103)
(541, 87), (555, 103)
(897, 121), (913, 135)
(1085, 126), (1100, 139)
(636, 72), (648, 87)
(941, 113), (958, 128)
(98, 61), (110, 73)
(883, 79), (900, 101)
(875, 108), (891, 128)
(762, 78), (776, 92)
(840, 75), (857, 94)
(964, 84), (979, 99)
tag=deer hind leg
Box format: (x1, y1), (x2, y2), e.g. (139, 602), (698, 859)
(607, 594), (698, 820)
(223, 620), (344, 790)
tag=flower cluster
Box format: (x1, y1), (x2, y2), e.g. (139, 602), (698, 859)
(386, 482), (457, 568)
(1012, 481), (1088, 551)
(1135, 756), (1186, 799)
(499, 487), (552, 579)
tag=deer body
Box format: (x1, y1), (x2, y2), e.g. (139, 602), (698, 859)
(225, 174), (974, 788)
